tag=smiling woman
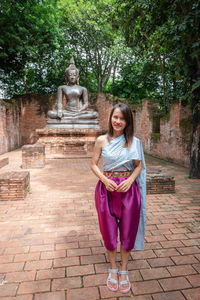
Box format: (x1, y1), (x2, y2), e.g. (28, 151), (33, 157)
(111, 108), (126, 133)
(108, 103), (134, 147)
(91, 103), (146, 294)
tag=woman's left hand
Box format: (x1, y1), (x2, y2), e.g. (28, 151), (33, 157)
(116, 177), (134, 192)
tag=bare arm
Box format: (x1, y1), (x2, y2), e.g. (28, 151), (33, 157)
(129, 160), (142, 182)
(117, 160), (142, 192)
(91, 136), (109, 182)
(91, 136), (118, 192)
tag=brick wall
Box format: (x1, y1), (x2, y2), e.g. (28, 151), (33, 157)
(96, 93), (113, 130)
(20, 95), (47, 145)
(0, 101), (21, 154)
(96, 94), (191, 167)
(0, 95), (49, 154)
(0, 93), (192, 167)
(151, 103), (191, 167)
(133, 100), (153, 152)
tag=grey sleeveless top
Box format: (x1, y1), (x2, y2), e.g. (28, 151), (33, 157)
(102, 134), (140, 171)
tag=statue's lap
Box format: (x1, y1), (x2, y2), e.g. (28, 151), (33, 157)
(48, 109), (98, 119)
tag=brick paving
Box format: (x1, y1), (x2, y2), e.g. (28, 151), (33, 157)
(0, 149), (199, 300)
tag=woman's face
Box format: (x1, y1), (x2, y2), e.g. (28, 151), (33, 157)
(111, 108), (126, 134)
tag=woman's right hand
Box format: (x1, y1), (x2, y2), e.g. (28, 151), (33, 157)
(103, 178), (118, 192)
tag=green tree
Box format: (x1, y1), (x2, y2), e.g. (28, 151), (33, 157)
(0, 0), (64, 96)
(114, 0), (200, 178)
(111, 58), (161, 102)
(0, 0), (128, 95)
(59, 0), (126, 92)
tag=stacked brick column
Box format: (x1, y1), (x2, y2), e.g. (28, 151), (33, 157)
(0, 171), (30, 200)
(22, 144), (45, 169)
(0, 157), (9, 168)
(147, 174), (175, 194)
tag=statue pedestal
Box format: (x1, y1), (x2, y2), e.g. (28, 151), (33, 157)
(36, 128), (103, 158)
(46, 118), (100, 129)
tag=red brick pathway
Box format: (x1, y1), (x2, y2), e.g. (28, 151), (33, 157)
(0, 150), (199, 300)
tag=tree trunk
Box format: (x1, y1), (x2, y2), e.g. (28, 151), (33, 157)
(112, 58), (118, 85)
(189, 55), (200, 178)
(159, 54), (168, 113)
(98, 76), (103, 93)
(189, 98), (200, 178)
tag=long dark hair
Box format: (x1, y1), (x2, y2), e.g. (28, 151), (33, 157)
(108, 103), (134, 147)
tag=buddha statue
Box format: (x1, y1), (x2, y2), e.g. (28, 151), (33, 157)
(47, 58), (98, 128)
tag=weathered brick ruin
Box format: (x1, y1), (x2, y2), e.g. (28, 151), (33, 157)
(0, 93), (192, 168)
(146, 174), (175, 194)
(0, 171), (30, 201)
(96, 93), (191, 168)
(22, 144), (45, 169)
(0, 93), (193, 198)
(0, 157), (9, 168)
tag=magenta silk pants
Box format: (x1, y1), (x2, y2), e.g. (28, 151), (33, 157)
(95, 176), (141, 252)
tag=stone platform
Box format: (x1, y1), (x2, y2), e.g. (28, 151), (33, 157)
(147, 174), (175, 194)
(22, 144), (45, 169)
(147, 168), (175, 194)
(46, 118), (100, 129)
(0, 171), (30, 201)
(36, 128), (103, 157)
(0, 157), (9, 168)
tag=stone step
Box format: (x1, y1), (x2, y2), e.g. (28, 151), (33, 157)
(0, 171), (30, 200)
(147, 174), (175, 194)
(0, 157), (9, 169)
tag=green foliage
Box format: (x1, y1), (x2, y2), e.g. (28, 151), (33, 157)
(0, 0), (128, 96)
(1, 0), (200, 107)
(179, 117), (192, 134)
(0, 0), (66, 97)
(114, 0), (200, 109)
(0, 0), (60, 71)
(110, 59), (161, 103)
(58, 0), (125, 92)
(160, 113), (170, 122)
(151, 133), (162, 140)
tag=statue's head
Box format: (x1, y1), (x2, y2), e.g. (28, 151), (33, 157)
(65, 58), (79, 84)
